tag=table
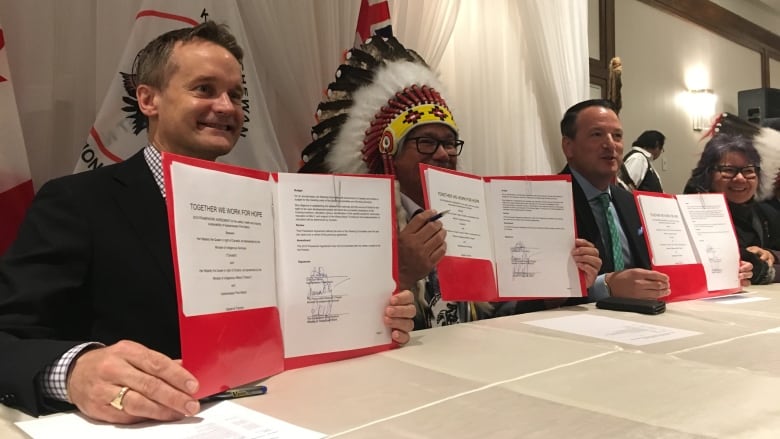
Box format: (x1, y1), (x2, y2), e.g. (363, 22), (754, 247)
(5, 285), (780, 438)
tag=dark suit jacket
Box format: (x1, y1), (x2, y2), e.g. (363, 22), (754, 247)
(0, 150), (179, 416)
(561, 165), (651, 274)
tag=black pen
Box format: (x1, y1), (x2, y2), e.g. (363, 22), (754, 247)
(427, 209), (450, 222)
(200, 385), (268, 403)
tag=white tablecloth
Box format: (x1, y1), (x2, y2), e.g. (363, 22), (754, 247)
(5, 285), (780, 438)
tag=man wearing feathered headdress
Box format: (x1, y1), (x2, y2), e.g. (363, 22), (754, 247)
(300, 37), (601, 328)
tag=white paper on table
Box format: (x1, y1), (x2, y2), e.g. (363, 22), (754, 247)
(169, 161), (277, 317)
(524, 314), (701, 346)
(486, 178), (579, 297)
(423, 168), (493, 260)
(274, 173), (394, 358)
(15, 401), (325, 439)
(700, 294), (770, 304)
(676, 194), (740, 291)
(635, 195), (698, 266)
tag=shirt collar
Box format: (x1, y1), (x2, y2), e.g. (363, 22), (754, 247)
(570, 167), (611, 202)
(143, 144), (165, 198)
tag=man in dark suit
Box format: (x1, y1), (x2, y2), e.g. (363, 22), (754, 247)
(559, 99), (671, 300)
(0, 21), (416, 424)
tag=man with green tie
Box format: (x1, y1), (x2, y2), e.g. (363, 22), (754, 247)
(559, 99), (671, 300)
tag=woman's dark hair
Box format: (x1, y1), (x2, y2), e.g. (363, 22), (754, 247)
(632, 130), (665, 151)
(683, 134), (761, 194)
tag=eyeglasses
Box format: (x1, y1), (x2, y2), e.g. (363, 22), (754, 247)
(714, 165), (760, 179)
(406, 136), (464, 156)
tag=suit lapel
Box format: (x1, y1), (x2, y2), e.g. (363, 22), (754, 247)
(109, 151), (174, 288)
(562, 166), (612, 273)
(610, 185), (651, 270)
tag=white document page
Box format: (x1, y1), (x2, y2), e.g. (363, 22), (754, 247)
(15, 401), (325, 439)
(525, 314), (701, 346)
(486, 178), (580, 297)
(676, 194), (741, 291)
(169, 161), (277, 317)
(274, 173), (394, 358)
(635, 194), (698, 266)
(423, 168), (493, 260)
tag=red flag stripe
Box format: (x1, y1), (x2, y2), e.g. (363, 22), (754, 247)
(136, 10), (199, 26)
(0, 180), (33, 255)
(90, 126), (124, 164)
(356, 0), (392, 42)
(0, 29), (7, 83)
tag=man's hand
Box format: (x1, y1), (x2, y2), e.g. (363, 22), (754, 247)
(67, 340), (200, 424)
(605, 268), (670, 299)
(739, 260), (754, 287)
(747, 246), (775, 265)
(572, 238), (601, 288)
(398, 210), (446, 290)
(384, 290), (416, 345)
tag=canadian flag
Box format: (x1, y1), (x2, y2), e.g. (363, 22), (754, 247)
(354, 0), (393, 46)
(74, 0), (286, 174)
(0, 25), (33, 255)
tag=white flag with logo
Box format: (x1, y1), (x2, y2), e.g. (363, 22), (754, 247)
(0, 23), (34, 254)
(74, 0), (286, 173)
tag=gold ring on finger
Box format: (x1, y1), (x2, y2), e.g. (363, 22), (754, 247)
(109, 386), (130, 411)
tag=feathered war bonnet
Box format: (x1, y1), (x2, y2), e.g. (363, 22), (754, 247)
(704, 113), (780, 200)
(299, 36), (458, 175)
(755, 122), (780, 198)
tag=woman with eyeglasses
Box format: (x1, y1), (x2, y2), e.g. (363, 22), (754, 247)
(684, 134), (780, 284)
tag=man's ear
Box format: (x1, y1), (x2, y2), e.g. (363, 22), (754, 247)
(561, 136), (574, 160)
(136, 84), (159, 117)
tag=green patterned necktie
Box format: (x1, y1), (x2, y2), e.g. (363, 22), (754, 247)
(598, 193), (624, 271)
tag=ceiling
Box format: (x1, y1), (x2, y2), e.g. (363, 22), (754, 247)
(713, 0), (780, 37)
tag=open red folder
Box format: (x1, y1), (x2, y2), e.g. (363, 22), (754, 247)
(634, 191), (742, 302)
(163, 153), (397, 398)
(419, 164), (586, 302)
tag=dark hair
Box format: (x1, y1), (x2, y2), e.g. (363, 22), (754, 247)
(683, 134), (761, 194)
(133, 21), (243, 89)
(560, 99), (617, 138)
(632, 130), (665, 150)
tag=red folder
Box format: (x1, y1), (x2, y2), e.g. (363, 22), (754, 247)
(164, 154), (284, 398)
(419, 164), (586, 302)
(633, 191), (741, 302)
(164, 154), (396, 398)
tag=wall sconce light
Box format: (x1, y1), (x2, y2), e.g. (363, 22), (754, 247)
(688, 89), (717, 131)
